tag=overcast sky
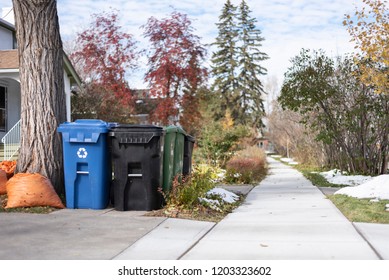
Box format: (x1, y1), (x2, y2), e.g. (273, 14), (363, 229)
(0, 0), (359, 90)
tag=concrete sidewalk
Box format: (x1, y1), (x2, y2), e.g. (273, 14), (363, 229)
(0, 209), (166, 259)
(0, 208), (215, 260)
(1, 157), (388, 260)
(181, 157), (385, 259)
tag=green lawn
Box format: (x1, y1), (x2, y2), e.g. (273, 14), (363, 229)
(329, 195), (389, 224)
(288, 163), (389, 224)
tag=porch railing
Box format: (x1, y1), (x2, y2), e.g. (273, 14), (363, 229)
(1, 119), (21, 161)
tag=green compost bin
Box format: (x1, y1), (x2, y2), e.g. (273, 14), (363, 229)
(162, 125), (186, 194)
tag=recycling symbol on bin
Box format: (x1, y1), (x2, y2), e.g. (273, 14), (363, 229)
(77, 147), (88, 159)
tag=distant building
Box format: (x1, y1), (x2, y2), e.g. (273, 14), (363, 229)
(131, 89), (156, 124)
(131, 89), (180, 126)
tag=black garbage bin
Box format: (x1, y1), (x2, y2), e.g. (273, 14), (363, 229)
(109, 125), (164, 211)
(183, 134), (195, 176)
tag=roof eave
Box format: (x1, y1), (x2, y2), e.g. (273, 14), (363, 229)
(62, 51), (82, 87)
(0, 18), (15, 31)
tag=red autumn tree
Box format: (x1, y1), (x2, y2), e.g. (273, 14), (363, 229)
(70, 10), (138, 121)
(142, 11), (208, 128)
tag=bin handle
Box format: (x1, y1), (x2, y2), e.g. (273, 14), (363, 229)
(128, 174), (142, 178)
(77, 171), (89, 175)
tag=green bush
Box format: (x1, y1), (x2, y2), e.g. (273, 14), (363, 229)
(225, 146), (267, 184)
(195, 120), (251, 167)
(163, 167), (216, 210)
(195, 163), (226, 183)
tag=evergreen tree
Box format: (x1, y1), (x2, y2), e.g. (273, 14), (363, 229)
(211, 0), (239, 120)
(237, 0), (268, 128)
(211, 0), (268, 129)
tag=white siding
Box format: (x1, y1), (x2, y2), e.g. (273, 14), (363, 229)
(0, 77), (20, 139)
(0, 26), (13, 50)
(7, 79), (20, 129)
(64, 71), (71, 121)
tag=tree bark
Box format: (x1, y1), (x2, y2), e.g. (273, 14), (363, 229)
(13, 0), (65, 195)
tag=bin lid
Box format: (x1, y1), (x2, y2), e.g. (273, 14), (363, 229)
(164, 125), (186, 135)
(185, 134), (196, 142)
(107, 122), (119, 129)
(58, 119), (109, 131)
(110, 124), (164, 133)
(109, 124), (164, 144)
(57, 119), (109, 143)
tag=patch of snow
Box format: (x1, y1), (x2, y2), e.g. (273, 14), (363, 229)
(199, 197), (222, 212)
(320, 169), (371, 186)
(199, 197), (220, 206)
(321, 169), (345, 177)
(206, 187), (239, 204)
(279, 157), (298, 165)
(280, 157), (293, 163)
(270, 155), (281, 158)
(334, 175), (389, 200)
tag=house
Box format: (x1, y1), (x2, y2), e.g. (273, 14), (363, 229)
(0, 16), (81, 148)
(132, 89), (159, 124)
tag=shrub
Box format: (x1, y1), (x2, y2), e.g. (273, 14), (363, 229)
(195, 163), (226, 183)
(195, 119), (251, 167)
(225, 146), (267, 184)
(163, 166), (216, 210)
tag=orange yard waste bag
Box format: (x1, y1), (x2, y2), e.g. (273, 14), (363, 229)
(0, 170), (7, 195)
(5, 173), (65, 209)
(0, 160), (17, 179)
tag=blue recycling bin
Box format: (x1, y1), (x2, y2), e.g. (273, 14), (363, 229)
(58, 119), (111, 209)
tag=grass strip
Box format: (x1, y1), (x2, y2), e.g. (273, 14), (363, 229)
(282, 161), (389, 224)
(329, 194), (389, 224)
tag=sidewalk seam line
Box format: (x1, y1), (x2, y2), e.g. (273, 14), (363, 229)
(352, 223), (383, 260)
(177, 222), (218, 260)
(110, 217), (168, 260)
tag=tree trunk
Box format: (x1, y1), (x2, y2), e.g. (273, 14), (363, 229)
(380, 133), (389, 174)
(13, 0), (65, 195)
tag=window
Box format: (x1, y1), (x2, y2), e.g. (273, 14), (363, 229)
(0, 86), (6, 131)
